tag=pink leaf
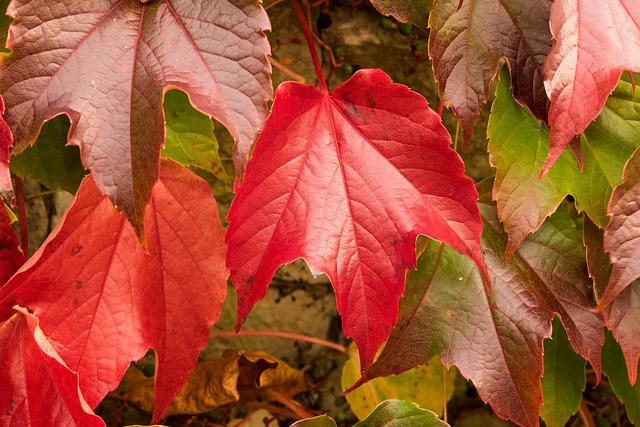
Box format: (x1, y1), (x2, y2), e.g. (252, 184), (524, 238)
(226, 69), (486, 369)
(0, 96), (13, 202)
(0, 160), (228, 421)
(0, 0), (271, 231)
(542, 0), (640, 174)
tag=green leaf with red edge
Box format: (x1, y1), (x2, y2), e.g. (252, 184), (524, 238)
(0, 0), (271, 233)
(584, 214), (639, 385)
(0, 160), (228, 422)
(351, 180), (603, 427)
(226, 69), (486, 370)
(489, 69), (640, 256)
(541, 317), (586, 427)
(353, 400), (450, 427)
(541, 0), (640, 174)
(0, 307), (105, 427)
(0, 95), (13, 202)
(368, 0), (430, 33)
(10, 115), (86, 194)
(429, 0), (552, 147)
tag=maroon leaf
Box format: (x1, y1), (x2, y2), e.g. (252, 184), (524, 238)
(226, 69), (486, 370)
(0, 160), (228, 421)
(0, 96), (13, 202)
(0, 307), (104, 427)
(0, 0), (271, 232)
(542, 0), (640, 174)
(352, 180), (603, 427)
(0, 203), (24, 285)
(429, 0), (552, 147)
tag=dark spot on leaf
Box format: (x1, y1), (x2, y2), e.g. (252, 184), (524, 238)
(247, 275), (254, 285)
(367, 97), (376, 108)
(75, 280), (82, 289)
(71, 244), (83, 256)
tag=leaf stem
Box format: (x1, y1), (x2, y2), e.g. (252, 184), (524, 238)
(209, 330), (347, 353)
(261, 388), (314, 420)
(13, 175), (28, 257)
(291, 0), (328, 93)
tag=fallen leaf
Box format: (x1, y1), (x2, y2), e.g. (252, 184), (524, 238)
(0, 307), (104, 427)
(0, 0), (271, 231)
(0, 160), (228, 422)
(122, 349), (308, 416)
(226, 69), (486, 370)
(542, 0), (640, 174)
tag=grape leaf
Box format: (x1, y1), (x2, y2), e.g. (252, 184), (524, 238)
(541, 0), (640, 174)
(0, 160), (228, 422)
(0, 0), (271, 232)
(489, 70), (640, 256)
(353, 182), (603, 427)
(0, 201), (23, 284)
(0, 95), (13, 202)
(226, 69), (486, 369)
(602, 330), (640, 424)
(368, 0), (429, 33)
(353, 400), (450, 427)
(0, 307), (105, 427)
(10, 115), (86, 194)
(342, 343), (454, 420)
(541, 317), (586, 427)
(429, 0), (552, 147)
(162, 89), (229, 185)
(584, 215), (639, 384)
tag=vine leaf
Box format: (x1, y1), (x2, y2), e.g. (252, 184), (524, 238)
(368, 0), (430, 33)
(353, 182), (603, 427)
(542, 0), (640, 175)
(0, 160), (228, 422)
(0, 96), (13, 202)
(353, 400), (450, 427)
(429, 0), (552, 147)
(0, 0), (271, 233)
(0, 307), (105, 427)
(489, 70), (640, 256)
(0, 202), (24, 284)
(226, 69), (486, 370)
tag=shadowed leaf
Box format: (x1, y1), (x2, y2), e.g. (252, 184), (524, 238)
(602, 330), (640, 424)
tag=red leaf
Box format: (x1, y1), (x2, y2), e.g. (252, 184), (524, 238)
(429, 0), (552, 147)
(542, 0), (640, 174)
(0, 203), (24, 284)
(226, 69), (486, 369)
(0, 160), (228, 421)
(354, 182), (603, 427)
(0, 0), (271, 231)
(0, 96), (13, 202)
(0, 307), (104, 427)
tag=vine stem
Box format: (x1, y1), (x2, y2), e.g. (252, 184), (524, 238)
(291, 0), (328, 93)
(261, 388), (314, 420)
(13, 175), (28, 256)
(209, 330), (347, 353)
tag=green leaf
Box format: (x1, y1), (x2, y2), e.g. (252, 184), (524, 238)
(342, 343), (455, 420)
(541, 316), (586, 427)
(353, 400), (450, 427)
(10, 115), (85, 193)
(162, 89), (229, 185)
(602, 329), (640, 424)
(488, 70), (640, 255)
(290, 415), (338, 427)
